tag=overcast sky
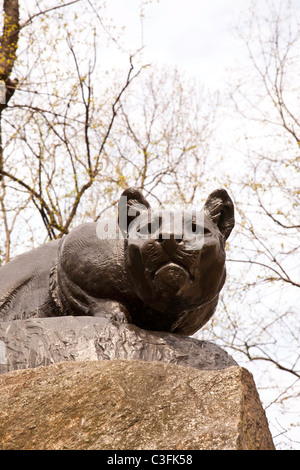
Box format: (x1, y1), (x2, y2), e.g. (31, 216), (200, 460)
(104, 0), (253, 89)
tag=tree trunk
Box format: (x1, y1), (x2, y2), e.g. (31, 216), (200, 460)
(0, 0), (19, 177)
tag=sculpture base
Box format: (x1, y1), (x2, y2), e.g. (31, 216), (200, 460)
(0, 316), (237, 374)
(0, 360), (275, 450)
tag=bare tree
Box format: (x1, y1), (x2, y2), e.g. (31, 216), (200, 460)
(0, 0), (147, 259)
(0, 1), (220, 261)
(108, 67), (219, 208)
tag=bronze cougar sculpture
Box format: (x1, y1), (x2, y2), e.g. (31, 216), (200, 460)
(0, 187), (234, 336)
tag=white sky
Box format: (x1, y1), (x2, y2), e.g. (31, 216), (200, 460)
(105, 0), (251, 89)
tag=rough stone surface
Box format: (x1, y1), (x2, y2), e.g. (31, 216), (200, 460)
(0, 360), (275, 450)
(0, 316), (237, 374)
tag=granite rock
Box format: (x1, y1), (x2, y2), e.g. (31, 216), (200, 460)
(0, 360), (275, 450)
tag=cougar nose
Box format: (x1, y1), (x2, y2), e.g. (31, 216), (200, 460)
(160, 235), (181, 255)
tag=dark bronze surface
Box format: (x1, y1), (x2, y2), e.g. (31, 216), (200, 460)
(0, 187), (234, 335)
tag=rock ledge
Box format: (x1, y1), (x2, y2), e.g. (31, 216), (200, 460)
(0, 360), (275, 450)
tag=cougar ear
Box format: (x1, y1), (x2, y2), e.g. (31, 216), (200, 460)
(118, 187), (151, 236)
(204, 189), (235, 240)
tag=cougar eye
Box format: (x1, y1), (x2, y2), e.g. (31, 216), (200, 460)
(204, 227), (211, 235)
